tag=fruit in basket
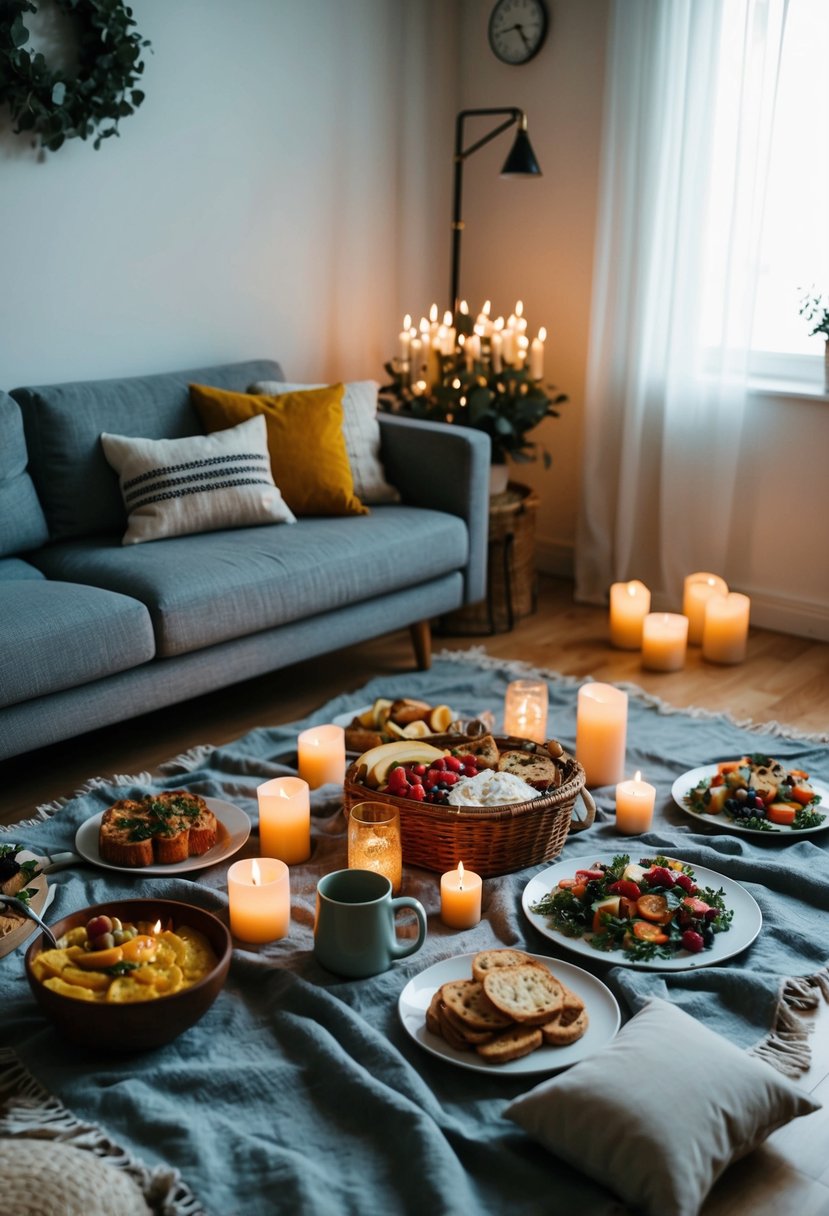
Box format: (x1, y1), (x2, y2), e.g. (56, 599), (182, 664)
(355, 740), (448, 787)
(344, 698), (460, 751)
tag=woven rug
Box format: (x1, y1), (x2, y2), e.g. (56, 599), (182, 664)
(1, 647), (827, 1216)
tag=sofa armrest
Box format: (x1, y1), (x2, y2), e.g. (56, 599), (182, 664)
(378, 414), (490, 605)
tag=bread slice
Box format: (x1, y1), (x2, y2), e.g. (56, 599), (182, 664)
(541, 1005), (590, 1046)
(98, 802), (155, 868)
(482, 964), (565, 1026)
(455, 734), (500, 769)
(497, 749), (560, 787)
(471, 948), (535, 983)
(439, 979), (513, 1031)
(476, 1024), (543, 1063)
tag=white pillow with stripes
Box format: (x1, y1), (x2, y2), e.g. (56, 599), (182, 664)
(249, 379), (400, 505)
(101, 414), (296, 545)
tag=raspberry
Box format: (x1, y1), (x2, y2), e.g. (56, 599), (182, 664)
(408, 783), (425, 802)
(681, 929), (705, 953)
(445, 755), (462, 772)
(644, 866), (676, 889)
(431, 759), (446, 771)
(675, 873), (698, 894)
(442, 771), (459, 786)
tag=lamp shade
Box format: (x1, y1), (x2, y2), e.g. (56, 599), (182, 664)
(500, 127), (542, 177)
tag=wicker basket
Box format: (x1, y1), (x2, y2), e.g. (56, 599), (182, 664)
(343, 736), (595, 878)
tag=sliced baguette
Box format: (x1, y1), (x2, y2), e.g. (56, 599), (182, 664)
(481, 963), (565, 1026)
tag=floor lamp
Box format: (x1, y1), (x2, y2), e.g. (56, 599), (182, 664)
(450, 107), (542, 315)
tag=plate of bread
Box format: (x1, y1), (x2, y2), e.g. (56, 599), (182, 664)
(74, 791), (250, 874)
(398, 948), (620, 1075)
(0, 846), (53, 959)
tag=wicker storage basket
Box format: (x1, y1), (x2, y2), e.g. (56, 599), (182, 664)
(343, 736), (595, 878)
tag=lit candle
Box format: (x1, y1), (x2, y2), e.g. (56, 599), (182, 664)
(609, 579), (651, 649)
(399, 314), (412, 364)
(576, 683), (628, 788)
(475, 299), (493, 337)
(297, 724), (346, 790)
(683, 572), (729, 645)
(409, 335), (423, 379)
(465, 332), (481, 369)
(702, 592), (751, 664)
(529, 326), (546, 380)
(227, 857), (290, 943)
(440, 861), (482, 929)
(615, 770), (656, 835)
(490, 328), (503, 374)
(257, 776), (311, 864)
(502, 324), (516, 365)
(641, 612), (689, 672)
(442, 309), (456, 354)
(503, 678), (549, 743)
(429, 302), (439, 343)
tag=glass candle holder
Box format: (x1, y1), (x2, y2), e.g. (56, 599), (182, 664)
(347, 802), (403, 895)
(503, 678), (549, 743)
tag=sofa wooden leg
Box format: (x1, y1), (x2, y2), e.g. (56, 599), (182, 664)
(409, 620), (432, 670)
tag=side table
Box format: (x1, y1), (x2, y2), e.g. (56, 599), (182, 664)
(438, 481), (539, 636)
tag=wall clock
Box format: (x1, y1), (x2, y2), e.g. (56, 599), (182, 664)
(488, 0), (548, 65)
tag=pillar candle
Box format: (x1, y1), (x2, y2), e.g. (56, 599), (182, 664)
(529, 327), (546, 380)
(609, 579), (651, 649)
(440, 861), (482, 929)
(576, 683), (628, 787)
(398, 315), (412, 363)
(683, 572), (729, 645)
(490, 330), (503, 373)
(615, 770), (656, 835)
(641, 613), (689, 672)
(702, 592), (751, 664)
(297, 724), (346, 789)
(257, 776), (311, 864)
(227, 857), (290, 943)
(503, 678), (548, 743)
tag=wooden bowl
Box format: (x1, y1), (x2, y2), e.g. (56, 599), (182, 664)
(24, 898), (232, 1051)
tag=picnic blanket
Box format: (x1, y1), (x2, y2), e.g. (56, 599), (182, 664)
(1, 649), (827, 1215)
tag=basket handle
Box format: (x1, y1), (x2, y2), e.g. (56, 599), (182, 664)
(569, 788), (596, 834)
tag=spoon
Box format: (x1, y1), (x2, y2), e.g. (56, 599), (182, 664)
(0, 894), (58, 948)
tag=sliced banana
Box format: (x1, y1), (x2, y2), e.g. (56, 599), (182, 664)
(402, 720), (431, 738)
(429, 704), (454, 732)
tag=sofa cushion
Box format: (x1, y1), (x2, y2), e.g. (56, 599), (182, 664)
(11, 359), (284, 541)
(190, 382), (367, 518)
(0, 391), (49, 558)
(250, 379), (400, 506)
(0, 581), (155, 709)
(101, 415), (296, 544)
(0, 558), (45, 582)
(28, 506), (468, 657)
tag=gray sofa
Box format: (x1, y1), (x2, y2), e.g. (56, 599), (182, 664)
(0, 359), (489, 762)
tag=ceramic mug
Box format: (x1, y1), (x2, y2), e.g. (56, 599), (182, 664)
(314, 869), (427, 979)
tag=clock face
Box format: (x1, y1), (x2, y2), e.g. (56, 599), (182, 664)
(488, 0), (548, 65)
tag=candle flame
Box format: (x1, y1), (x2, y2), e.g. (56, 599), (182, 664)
(430, 303), (438, 322)
(634, 771), (642, 781)
(152, 919), (162, 935)
(458, 860), (464, 890)
(251, 858), (262, 886)
(459, 300), (469, 314)
(443, 310), (453, 326)
(420, 317), (429, 333)
(483, 299), (491, 314)
(538, 326), (547, 342)
(515, 300), (524, 316)
(403, 313), (411, 329)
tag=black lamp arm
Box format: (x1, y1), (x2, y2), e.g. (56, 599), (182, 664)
(454, 107), (525, 162)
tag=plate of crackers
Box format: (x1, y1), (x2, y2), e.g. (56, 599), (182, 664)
(398, 948), (621, 1075)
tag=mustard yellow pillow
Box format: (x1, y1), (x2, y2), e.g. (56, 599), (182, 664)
(189, 382), (368, 517)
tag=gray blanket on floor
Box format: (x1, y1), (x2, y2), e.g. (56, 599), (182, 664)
(1, 650), (827, 1216)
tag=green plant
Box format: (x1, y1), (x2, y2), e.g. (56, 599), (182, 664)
(380, 308), (566, 467)
(798, 288), (829, 340)
(0, 0), (150, 152)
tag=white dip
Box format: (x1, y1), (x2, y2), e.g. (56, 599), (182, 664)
(447, 769), (540, 807)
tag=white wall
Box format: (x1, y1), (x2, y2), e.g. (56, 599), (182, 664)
(0, 0), (459, 388)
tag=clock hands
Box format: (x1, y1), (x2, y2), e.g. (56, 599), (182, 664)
(497, 22), (533, 51)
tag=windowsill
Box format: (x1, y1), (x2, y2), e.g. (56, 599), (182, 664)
(748, 376), (829, 402)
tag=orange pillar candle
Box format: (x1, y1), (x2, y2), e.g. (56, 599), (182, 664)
(227, 857), (290, 943)
(702, 592), (751, 664)
(297, 724), (346, 789)
(683, 572), (728, 645)
(440, 861), (482, 929)
(615, 770), (656, 834)
(257, 776), (311, 864)
(609, 580), (651, 649)
(575, 683), (628, 788)
(503, 679), (549, 743)
(641, 613), (689, 672)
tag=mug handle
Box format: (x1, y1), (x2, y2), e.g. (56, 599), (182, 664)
(389, 896), (427, 960)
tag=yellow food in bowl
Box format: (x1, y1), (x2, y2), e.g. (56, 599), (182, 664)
(30, 919), (218, 1003)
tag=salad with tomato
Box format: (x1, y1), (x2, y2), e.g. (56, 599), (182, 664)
(530, 854), (734, 962)
(684, 754), (824, 832)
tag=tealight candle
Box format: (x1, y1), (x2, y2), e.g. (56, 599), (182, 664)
(702, 592), (751, 664)
(297, 724), (346, 790)
(641, 613), (689, 672)
(440, 861), (482, 929)
(615, 770), (656, 835)
(575, 683), (628, 788)
(609, 580), (651, 649)
(227, 857), (290, 943)
(503, 678), (549, 743)
(683, 572), (729, 645)
(257, 776), (311, 864)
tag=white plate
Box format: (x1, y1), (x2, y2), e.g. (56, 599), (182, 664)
(74, 797), (250, 875)
(398, 951), (620, 1076)
(673, 765), (829, 838)
(522, 853), (762, 971)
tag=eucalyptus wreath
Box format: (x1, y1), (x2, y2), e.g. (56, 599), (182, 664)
(0, 0), (150, 152)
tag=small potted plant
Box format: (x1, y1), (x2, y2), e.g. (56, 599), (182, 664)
(798, 288), (829, 393)
(381, 303), (566, 495)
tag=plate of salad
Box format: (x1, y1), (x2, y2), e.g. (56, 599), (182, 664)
(522, 853), (762, 969)
(674, 754), (827, 837)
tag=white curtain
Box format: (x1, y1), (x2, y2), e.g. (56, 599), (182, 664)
(575, 0), (788, 608)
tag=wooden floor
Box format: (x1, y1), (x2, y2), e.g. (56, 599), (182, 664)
(2, 575), (827, 1215)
